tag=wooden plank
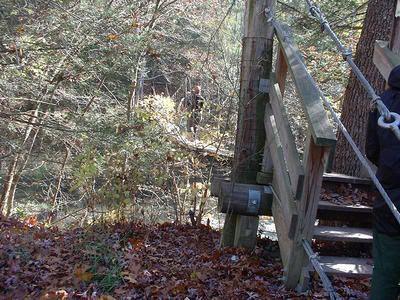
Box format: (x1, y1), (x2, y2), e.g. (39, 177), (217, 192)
(234, 216), (259, 249)
(298, 137), (330, 241)
(264, 103), (298, 233)
(317, 256), (373, 277)
(256, 171), (273, 185)
(220, 213), (237, 247)
(285, 135), (330, 288)
(318, 201), (373, 214)
(261, 132), (273, 174)
(324, 143), (336, 173)
(323, 172), (371, 185)
(373, 40), (400, 81)
(272, 200), (292, 267)
(317, 201), (373, 224)
(275, 46), (288, 95)
(313, 226), (373, 243)
(269, 82), (304, 199)
(273, 21), (336, 147)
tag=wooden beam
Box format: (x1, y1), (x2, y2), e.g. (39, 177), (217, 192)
(373, 40), (400, 81)
(256, 171), (273, 185)
(275, 46), (288, 95)
(273, 21), (336, 147)
(269, 82), (304, 199)
(220, 213), (237, 247)
(271, 200), (292, 267)
(285, 135), (330, 288)
(233, 0), (276, 183)
(322, 172), (371, 185)
(317, 256), (373, 277)
(264, 103), (298, 235)
(234, 216), (259, 249)
(313, 226), (373, 243)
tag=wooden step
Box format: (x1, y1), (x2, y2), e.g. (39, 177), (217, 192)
(318, 201), (372, 214)
(314, 226), (373, 243)
(323, 172), (372, 185)
(317, 256), (373, 277)
(317, 200), (373, 223)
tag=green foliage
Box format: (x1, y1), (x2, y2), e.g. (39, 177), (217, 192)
(84, 239), (124, 292)
(278, 0), (366, 86)
(0, 0), (366, 224)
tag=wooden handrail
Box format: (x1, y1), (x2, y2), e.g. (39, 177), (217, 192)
(273, 21), (336, 147)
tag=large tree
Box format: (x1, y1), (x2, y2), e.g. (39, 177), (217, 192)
(333, 0), (398, 176)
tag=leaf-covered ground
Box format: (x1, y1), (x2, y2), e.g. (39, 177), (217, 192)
(321, 183), (375, 207)
(0, 217), (369, 299)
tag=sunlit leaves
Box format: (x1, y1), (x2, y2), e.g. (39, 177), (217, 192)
(73, 265), (93, 282)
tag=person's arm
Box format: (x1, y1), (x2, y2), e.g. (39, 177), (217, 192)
(365, 109), (380, 166)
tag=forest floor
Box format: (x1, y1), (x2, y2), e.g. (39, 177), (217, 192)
(0, 217), (370, 299)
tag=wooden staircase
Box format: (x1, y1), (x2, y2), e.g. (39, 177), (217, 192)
(302, 173), (374, 285)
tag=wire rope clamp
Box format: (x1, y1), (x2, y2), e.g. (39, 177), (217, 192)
(342, 48), (352, 60)
(378, 112), (400, 139)
(265, 8), (273, 23)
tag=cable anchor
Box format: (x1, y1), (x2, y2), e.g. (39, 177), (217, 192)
(378, 112), (400, 140)
(341, 48), (352, 60)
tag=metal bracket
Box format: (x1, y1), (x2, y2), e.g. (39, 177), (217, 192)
(248, 190), (261, 213)
(259, 78), (270, 93)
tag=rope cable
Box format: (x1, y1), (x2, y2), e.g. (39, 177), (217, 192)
(302, 240), (341, 300)
(304, 0), (400, 140)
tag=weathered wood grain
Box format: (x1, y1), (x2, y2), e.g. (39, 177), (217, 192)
(264, 103), (298, 235)
(273, 21), (336, 147)
(373, 40), (400, 81)
(275, 46), (288, 95)
(269, 82), (304, 199)
(285, 135), (330, 288)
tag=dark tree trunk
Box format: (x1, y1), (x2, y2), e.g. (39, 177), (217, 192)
(333, 0), (397, 176)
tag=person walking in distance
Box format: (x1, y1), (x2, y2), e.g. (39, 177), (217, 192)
(366, 65), (400, 300)
(186, 85), (204, 138)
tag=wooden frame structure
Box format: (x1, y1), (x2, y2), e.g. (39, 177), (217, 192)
(214, 16), (336, 287)
(261, 21), (336, 288)
(215, 3), (400, 290)
(214, 19), (338, 288)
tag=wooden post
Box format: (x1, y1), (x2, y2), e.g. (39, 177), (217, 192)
(221, 0), (276, 249)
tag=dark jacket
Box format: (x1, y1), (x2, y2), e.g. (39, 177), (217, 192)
(366, 66), (400, 235)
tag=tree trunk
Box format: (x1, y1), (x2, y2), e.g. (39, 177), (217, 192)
(333, 0), (397, 176)
(0, 154), (19, 213)
(47, 146), (70, 224)
(1, 106), (42, 216)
